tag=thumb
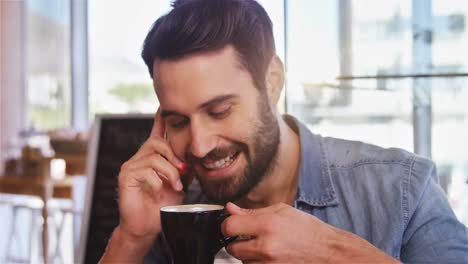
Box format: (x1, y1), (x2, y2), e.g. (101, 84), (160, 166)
(225, 202), (245, 216)
(225, 202), (289, 216)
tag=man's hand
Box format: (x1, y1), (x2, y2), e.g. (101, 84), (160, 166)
(118, 108), (186, 240)
(101, 109), (187, 263)
(222, 203), (400, 264)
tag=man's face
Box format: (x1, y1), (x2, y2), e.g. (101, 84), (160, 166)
(154, 46), (280, 204)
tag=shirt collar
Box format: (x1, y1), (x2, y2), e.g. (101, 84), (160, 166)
(283, 115), (338, 208)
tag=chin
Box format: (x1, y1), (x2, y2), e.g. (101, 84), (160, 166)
(199, 174), (245, 204)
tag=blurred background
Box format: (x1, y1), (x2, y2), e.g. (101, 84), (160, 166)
(1, 0), (467, 263)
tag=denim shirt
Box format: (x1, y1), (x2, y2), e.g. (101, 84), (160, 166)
(145, 115), (468, 263)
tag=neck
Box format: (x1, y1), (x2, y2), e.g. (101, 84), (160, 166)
(237, 115), (301, 209)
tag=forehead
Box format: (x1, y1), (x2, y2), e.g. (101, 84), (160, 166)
(153, 46), (257, 110)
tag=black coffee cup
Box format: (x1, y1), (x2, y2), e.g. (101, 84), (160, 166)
(160, 204), (236, 264)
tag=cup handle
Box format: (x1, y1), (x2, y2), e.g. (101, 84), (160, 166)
(217, 209), (238, 250)
(220, 235), (237, 247)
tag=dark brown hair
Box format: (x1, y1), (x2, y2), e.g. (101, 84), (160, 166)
(141, 0), (275, 90)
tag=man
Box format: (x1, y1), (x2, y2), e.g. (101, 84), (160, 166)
(101, 0), (468, 263)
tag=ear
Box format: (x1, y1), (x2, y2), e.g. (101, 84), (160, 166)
(265, 55), (285, 107)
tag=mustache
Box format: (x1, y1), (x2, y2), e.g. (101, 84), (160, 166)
(185, 142), (247, 164)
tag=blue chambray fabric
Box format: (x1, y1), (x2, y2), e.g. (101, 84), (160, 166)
(145, 115), (468, 263)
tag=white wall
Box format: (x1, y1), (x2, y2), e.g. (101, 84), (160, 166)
(0, 1), (27, 174)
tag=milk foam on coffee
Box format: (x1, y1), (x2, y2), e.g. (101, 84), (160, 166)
(161, 204), (223, 212)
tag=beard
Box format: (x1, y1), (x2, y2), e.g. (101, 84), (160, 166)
(190, 94), (280, 204)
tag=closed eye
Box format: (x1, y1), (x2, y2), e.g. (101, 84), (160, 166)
(168, 117), (189, 129)
(208, 105), (232, 119)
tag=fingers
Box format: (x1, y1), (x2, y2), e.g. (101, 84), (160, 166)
(222, 203), (298, 263)
(222, 213), (263, 238)
(130, 137), (183, 169)
(128, 108), (184, 173)
(226, 239), (262, 262)
(120, 108), (186, 192)
(120, 167), (164, 199)
(125, 153), (183, 191)
(222, 203), (291, 238)
(150, 107), (165, 138)
(224, 213), (284, 262)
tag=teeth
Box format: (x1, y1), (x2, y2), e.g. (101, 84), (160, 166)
(203, 154), (235, 170)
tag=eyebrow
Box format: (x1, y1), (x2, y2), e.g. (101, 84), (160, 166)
(161, 94), (239, 118)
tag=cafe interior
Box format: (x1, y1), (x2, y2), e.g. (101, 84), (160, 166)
(1, 0), (468, 263)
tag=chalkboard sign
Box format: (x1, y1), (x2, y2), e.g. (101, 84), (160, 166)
(78, 114), (154, 264)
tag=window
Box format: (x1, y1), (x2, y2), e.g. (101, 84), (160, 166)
(286, 0), (413, 150)
(88, 0), (172, 116)
(431, 0), (468, 224)
(285, 0), (468, 225)
(26, 0), (72, 130)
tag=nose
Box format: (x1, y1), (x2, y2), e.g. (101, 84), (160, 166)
(188, 119), (217, 158)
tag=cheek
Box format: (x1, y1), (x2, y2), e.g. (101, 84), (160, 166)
(167, 132), (189, 160)
(165, 108), (259, 160)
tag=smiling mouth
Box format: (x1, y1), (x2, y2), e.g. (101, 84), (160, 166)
(202, 151), (240, 170)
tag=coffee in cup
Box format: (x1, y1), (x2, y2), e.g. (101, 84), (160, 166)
(160, 204), (236, 264)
